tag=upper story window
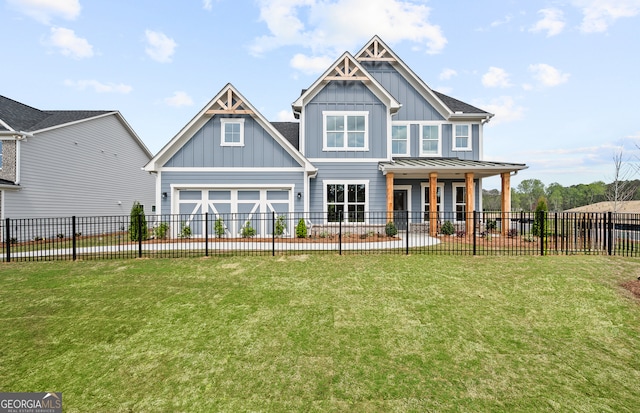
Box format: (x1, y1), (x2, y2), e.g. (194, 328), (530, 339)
(323, 111), (368, 151)
(391, 124), (409, 156)
(420, 124), (441, 156)
(453, 124), (471, 151)
(220, 118), (245, 146)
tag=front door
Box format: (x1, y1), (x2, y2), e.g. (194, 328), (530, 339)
(393, 189), (408, 230)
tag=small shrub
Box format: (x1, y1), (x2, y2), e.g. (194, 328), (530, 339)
(440, 220), (455, 235)
(129, 201), (148, 242)
(507, 229), (518, 238)
(10, 237), (18, 244)
(179, 222), (192, 239)
(33, 236), (44, 242)
(296, 218), (307, 238)
(455, 230), (466, 238)
(385, 221), (398, 237)
(57, 233), (65, 239)
(486, 219), (497, 232)
(274, 215), (287, 237)
(154, 222), (169, 239)
(241, 221), (256, 238)
(319, 231), (330, 239)
(214, 217), (226, 238)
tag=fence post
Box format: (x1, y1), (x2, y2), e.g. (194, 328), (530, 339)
(339, 211), (343, 256)
(405, 210), (409, 255)
(473, 211), (477, 256)
(540, 211), (545, 256)
(138, 214), (143, 258)
(607, 212), (613, 256)
(272, 212), (275, 257)
(72, 216), (77, 261)
(5, 218), (10, 263)
(205, 212), (209, 257)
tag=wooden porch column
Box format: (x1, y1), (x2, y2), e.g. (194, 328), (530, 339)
(465, 172), (475, 235)
(501, 172), (511, 236)
(386, 172), (394, 222)
(429, 172), (438, 237)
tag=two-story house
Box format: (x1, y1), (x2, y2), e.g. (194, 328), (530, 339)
(0, 96), (155, 221)
(145, 36), (527, 237)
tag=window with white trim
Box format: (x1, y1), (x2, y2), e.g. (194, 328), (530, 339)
(420, 124), (440, 156)
(323, 112), (368, 151)
(221, 118), (245, 146)
(391, 124), (409, 156)
(422, 183), (444, 222)
(326, 182), (367, 222)
(453, 183), (466, 222)
(453, 124), (471, 151)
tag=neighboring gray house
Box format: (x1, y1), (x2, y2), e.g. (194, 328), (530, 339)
(145, 36), (527, 236)
(0, 96), (155, 220)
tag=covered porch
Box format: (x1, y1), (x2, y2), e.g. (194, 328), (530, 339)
(379, 158), (528, 236)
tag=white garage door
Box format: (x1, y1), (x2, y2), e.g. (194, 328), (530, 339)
(175, 188), (292, 237)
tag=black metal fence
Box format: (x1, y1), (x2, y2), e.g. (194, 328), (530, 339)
(2, 211), (639, 262)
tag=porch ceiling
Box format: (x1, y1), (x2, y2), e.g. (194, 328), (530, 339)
(379, 158), (528, 180)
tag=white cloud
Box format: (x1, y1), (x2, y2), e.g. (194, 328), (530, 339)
(203, 0), (213, 11)
(7, 0), (81, 24)
(573, 0), (640, 33)
(251, 0), (447, 62)
(276, 110), (298, 121)
(530, 8), (565, 37)
(439, 68), (457, 81)
(482, 67), (512, 88)
(47, 27), (93, 59)
(290, 53), (335, 75)
(164, 91), (194, 107)
(490, 14), (513, 28)
(529, 63), (570, 87)
(64, 79), (132, 94)
(144, 30), (177, 63)
(479, 96), (525, 125)
(522, 83), (534, 91)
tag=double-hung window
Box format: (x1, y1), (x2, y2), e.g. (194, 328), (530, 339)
(420, 124), (440, 156)
(323, 112), (368, 151)
(391, 124), (409, 156)
(422, 183), (444, 222)
(326, 182), (367, 223)
(220, 118), (245, 146)
(453, 124), (471, 151)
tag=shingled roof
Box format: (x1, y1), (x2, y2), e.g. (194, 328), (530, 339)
(432, 91), (490, 115)
(0, 95), (111, 132)
(271, 121), (300, 150)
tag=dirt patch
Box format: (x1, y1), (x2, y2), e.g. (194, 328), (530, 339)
(622, 279), (640, 300)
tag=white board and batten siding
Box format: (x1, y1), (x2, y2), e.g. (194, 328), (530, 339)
(4, 114), (155, 219)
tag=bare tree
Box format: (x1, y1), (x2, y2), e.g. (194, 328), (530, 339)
(606, 149), (636, 212)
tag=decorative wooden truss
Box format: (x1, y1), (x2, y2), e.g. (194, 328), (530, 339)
(324, 56), (369, 82)
(206, 88), (254, 115)
(355, 39), (396, 63)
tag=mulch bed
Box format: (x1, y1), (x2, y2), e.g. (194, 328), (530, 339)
(622, 279), (640, 300)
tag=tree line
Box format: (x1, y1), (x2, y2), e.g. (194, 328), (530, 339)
(482, 179), (640, 212)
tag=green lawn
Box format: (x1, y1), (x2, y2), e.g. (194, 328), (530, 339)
(1, 255), (640, 412)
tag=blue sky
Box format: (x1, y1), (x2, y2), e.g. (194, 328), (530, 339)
(2, 0), (639, 190)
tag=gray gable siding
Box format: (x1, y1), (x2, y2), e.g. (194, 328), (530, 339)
(362, 62), (445, 121)
(303, 82), (388, 159)
(164, 115), (300, 168)
(308, 162), (387, 212)
(160, 170), (305, 214)
(4, 114), (155, 218)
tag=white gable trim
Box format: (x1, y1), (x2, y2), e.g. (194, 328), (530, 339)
(292, 52), (401, 115)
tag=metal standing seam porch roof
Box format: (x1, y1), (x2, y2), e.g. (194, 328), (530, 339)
(379, 158), (528, 179)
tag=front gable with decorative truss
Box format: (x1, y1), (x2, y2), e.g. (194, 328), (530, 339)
(145, 84), (314, 173)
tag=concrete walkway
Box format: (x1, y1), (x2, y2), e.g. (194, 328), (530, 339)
(2, 233), (441, 260)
